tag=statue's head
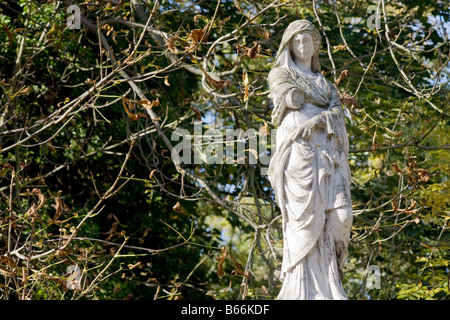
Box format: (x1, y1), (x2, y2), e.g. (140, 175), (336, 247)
(274, 20), (322, 73)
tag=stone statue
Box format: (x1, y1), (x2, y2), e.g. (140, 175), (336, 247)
(267, 20), (353, 300)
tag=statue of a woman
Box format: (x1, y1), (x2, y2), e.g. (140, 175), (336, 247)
(268, 20), (353, 300)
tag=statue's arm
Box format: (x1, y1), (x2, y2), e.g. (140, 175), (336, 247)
(268, 68), (305, 125)
(298, 84), (345, 140)
(269, 68), (304, 107)
(285, 88), (304, 109)
(327, 84), (345, 114)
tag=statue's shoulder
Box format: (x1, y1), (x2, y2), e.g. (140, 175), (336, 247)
(324, 77), (340, 94)
(269, 66), (290, 77)
(268, 67), (293, 83)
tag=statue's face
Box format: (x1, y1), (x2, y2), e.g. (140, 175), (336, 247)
(290, 33), (314, 62)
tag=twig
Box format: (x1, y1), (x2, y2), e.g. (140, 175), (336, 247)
(380, 0), (445, 114)
(312, 0), (337, 82)
(76, 236), (129, 299)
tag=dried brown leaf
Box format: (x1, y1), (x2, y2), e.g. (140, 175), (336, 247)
(335, 70), (348, 86)
(50, 197), (66, 223)
(136, 112), (149, 119)
(128, 261), (142, 270)
(0, 22), (14, 45)
(105, 222), (119, 241)
(333, 44), (347, 51)
(17, 86), (31, 95)
(392, 200), (398, 212)
(20, 267), (28, 286)
(216, 246), (227, 278)
(186, 28), (207, 51)
(237, 41), (264, 58)
(166, 35), (179, 53)
(248, 42), (262, 58)
(138, 98), (159, 110)
(259, 123), (269, 136)
(208, 76), (230, 89)
(188, 29), (206, 44)
(417, 169), (429, 182)
(340, 92), (359, 109)
(258, 29), (270, 40)
(173, 201), (186, 214)
(391, 163), (404, 174)
(122, 97), (148, 120)
(0, 266), (14, 277)
(235, 0), (244, 12)
(261, 285), (269, 295)
(122, 97), (138, 120)
(200, 66), (230, 89)
(164, 76), (171, 87)
(161, 149), (171, 160)
(32, 188), (45, 210)
(228, 250), (244, 276)
(139, 227), (150, 245)
(193, 14), (205, 22)
(0, 256), (17, 269)
(405, 199), (417, 213)
(149, 169), (157, 182)
(242, 72), (250, 102)
(189, 107), (202, 122)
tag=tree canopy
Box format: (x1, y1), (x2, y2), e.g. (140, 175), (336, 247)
(0, 0), (449, 300)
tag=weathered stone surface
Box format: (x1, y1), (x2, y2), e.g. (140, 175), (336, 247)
(268, 20), (353, 300)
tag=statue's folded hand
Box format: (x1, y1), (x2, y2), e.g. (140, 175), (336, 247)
(320, 109), (349, 150)
(294, 125), (312, 141)
(293, 113), (325, 141)
(311, 113), (326, 128)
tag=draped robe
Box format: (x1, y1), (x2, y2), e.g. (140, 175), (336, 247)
(268, 63), (352, 300)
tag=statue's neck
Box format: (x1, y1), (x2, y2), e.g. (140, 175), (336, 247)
(293, 57), (313, 74)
